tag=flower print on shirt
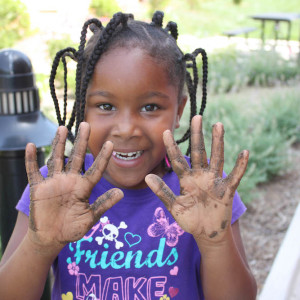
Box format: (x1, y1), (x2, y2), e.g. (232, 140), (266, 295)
(68, 262), (79, 276)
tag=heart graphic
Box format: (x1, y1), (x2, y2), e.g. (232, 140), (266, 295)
(61, 292), (73, 300)
(169, 287), (179, 298)
(170, 266), (178, 276)
(124, 232), (142, 247)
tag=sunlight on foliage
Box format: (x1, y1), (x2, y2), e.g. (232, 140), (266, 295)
(0, 0), (31, 49)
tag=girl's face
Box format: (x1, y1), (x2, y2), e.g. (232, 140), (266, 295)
(85, 47), (186, 189)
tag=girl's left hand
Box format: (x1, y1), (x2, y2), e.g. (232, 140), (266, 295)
(145, 115), (249, 246)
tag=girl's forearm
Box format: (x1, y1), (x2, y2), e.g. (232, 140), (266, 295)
(0, 233), (58, 300)
(196, 228), (257, 300)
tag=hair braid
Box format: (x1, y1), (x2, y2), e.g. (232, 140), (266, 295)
(61, 54), (68, 125)
(49, 47), (77, 126)
(72, 19), (104, 137)
(165, 21), (178, 40)
(75, 13), (130, 134)
(151, 11), (164, 27)
(175, 49), (208, 155)
(61, 51), (77, 127)
(192, 48), (208, 115)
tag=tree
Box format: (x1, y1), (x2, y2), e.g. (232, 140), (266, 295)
(0, 0), (31, 49)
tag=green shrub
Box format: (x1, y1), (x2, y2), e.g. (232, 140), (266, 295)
(0, 0), (31, 49)
(260, 91), (300, 143)
(245, 50), (300, 86)
(207, 47), (248, 93)
(90, 0), (121, 17)
(206, 100), (293, 203)
(204, 48), (300, 94)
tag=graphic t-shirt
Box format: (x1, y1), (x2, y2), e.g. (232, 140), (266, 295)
(17, 154), (246, 300)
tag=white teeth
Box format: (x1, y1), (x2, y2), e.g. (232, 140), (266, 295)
(113, 151), (143, 161)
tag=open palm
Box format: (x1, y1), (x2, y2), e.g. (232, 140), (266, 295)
(25, 123), (123, 251)
(146, 115), (249, 244)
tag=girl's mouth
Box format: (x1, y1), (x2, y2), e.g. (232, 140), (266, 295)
(112, 151), (144, 161)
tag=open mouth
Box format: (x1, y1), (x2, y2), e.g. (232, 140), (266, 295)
(112, 151), (143, 161)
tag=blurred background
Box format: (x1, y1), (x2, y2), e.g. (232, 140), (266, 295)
(1, 0), (300, 297)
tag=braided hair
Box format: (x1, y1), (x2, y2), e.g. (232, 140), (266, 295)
(49, 11), (208, 156)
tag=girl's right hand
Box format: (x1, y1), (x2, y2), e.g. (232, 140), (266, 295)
(25, 122), (123, 255)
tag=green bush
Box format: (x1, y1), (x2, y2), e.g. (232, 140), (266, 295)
(0, 0), (31, 49)
(204, 48), (300, 94)
(207, 47), (248, 93)
(245, 50), (300, 86)
(260, 91), (300, 143)
(90, 0), (121, 17)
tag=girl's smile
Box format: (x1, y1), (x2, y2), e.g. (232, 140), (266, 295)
(85, 47), (186, 189)
(112, 150), (144, 161)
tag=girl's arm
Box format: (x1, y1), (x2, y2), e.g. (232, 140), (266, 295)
(0, 212), (60, 300)
(198, 221), (257, 300)
(146, 115), (257, 300)
(0, 123), (123, 300)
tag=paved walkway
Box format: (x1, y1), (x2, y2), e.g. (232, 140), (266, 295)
(259, 203), (300, 300)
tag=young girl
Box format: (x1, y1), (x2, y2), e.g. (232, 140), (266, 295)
(0, 11), (257, 300)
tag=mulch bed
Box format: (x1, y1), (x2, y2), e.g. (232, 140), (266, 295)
(239, 143), (300, 295)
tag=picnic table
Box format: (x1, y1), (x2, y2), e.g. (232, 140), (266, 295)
(250, 12), (300, 45)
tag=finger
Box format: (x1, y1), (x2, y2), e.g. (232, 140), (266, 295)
(91, 188), (124, 220)
(191, 115), (208, 169)
(47, 126), (68, 177)
(25, 143), (44, 186)
(163, 130), (190, 178)
(209, 122), (225, 177)
(225, 150), (249, 191)
(83, 141), (114, 185)
(65, 122), (90, 174)
(145, 174), (176, 211)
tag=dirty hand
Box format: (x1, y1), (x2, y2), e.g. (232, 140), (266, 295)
(145, 115), (249, 245)
(25, 123), (123, 253)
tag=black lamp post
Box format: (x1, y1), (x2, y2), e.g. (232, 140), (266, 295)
(0, 48), (57, 253)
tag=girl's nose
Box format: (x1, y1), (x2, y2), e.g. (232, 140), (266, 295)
(111, 113), (141, 139)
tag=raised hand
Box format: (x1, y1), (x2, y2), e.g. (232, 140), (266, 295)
(25, 123), (123, 253)
(145, 115), (249, 245)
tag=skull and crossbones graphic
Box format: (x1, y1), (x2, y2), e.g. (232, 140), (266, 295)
(95, 218), (127, 249)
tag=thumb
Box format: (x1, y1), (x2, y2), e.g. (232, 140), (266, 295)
(91, 188), (124, 221)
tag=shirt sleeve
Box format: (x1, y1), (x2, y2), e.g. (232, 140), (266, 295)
(231, 189), (246, 224)
(15, 165), (49, 217)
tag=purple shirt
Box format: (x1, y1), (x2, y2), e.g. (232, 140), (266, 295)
(17, 154), (246, 300)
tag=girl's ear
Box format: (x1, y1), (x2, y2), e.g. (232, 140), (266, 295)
(175, 95), (188, 129)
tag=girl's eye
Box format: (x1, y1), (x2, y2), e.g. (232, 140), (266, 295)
(98, 104), (115, 111)
(141, 104), (159, 112)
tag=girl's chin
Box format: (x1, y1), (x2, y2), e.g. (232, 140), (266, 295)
(104, 160), (166, 189)
(107, 176), (148, 190)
